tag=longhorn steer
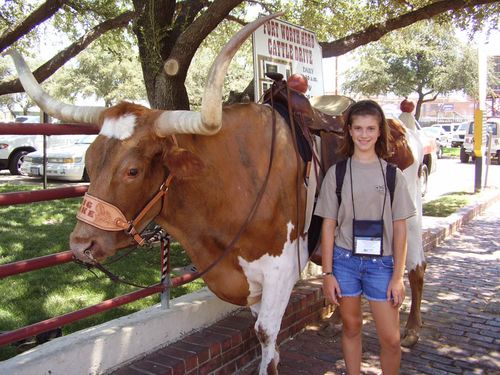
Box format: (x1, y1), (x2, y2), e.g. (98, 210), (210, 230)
(5, 13), (420, 374)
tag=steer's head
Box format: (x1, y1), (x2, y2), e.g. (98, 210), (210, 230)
(6, 13), (282, 264)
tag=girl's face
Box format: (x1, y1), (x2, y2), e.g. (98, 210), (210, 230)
(349, 115), (380, 154)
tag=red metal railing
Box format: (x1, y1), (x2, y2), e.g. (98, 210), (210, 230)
(0, 122), (196, 348)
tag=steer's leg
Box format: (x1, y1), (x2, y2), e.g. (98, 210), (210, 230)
(241, 225), (308, 374)
(402, 262), (426, 347)
(253, 274), (296, 375)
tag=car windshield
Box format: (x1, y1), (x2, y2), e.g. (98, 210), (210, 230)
(76, 134), (98, 144)
(487, 122), (497, 135)
(458, 123), (468, 131)
(423, 128), (440, 137)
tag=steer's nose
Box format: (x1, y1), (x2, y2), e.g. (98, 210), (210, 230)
(69, 234), (96, 264)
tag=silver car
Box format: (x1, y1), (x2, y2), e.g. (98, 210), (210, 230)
(21, 135), (97, 181)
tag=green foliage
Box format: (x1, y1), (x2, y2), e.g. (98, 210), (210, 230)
(343, 21), (478, 101)
(186, 19), (254, 109)
(422, 192), (473, 217)
(46, 42), (146, 106)
(442, 147), (460, 157)
(0, 184), (203, 361)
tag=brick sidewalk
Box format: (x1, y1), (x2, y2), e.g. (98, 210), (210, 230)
(244, 200), (500, 375)
(111, 194), (500, 375)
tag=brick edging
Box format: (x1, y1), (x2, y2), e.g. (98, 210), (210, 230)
(110, 279), (327, 375)
(111, 190), (500, 375)
(422, 190), (500, 252)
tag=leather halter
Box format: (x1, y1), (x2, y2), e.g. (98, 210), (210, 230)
(76, 176), (174, 246)
(76, 135), (180, 245)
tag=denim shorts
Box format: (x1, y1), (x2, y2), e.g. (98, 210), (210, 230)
(333, 245), (394, 301)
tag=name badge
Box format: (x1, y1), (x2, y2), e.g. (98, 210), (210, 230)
(352, 219), (383, 257)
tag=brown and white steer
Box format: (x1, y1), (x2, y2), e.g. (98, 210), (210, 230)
(6, 14), (420, 374)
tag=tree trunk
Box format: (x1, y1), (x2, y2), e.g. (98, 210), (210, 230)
(132, 0), (244, 110)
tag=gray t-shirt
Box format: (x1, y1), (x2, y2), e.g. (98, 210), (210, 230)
(314, 158), (416, 256)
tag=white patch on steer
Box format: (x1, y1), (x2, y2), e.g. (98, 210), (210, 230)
(238, 222), (308, 374)
(100, 114), (137, 140)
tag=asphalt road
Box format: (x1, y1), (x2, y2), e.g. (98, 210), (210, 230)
(423, 156), (500, 202)
(1, 156), (499, 201)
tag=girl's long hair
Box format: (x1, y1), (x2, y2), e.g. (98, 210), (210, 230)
(339, 100), (391, 159)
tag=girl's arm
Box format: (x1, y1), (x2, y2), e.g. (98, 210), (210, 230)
(388, 218), (407, 307)
(321, 218), (341, 305)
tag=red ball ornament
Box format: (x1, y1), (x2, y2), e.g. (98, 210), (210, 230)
(400, 98), (415, 113)
(287, 73), (308, 93)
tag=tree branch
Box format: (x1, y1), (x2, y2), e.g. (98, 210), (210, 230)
(0, 0), (70, 53)
(245, 0), (276, 15)
(226, 14), (247, 26)
(167, 0), (245, 77)
(320, 0), (498, 57)
(0, 10), (136, 96)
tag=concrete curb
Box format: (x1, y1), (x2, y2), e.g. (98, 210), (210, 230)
(0, 288), (238, 375)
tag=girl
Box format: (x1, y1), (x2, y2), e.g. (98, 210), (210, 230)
(315, 100), (415, 374)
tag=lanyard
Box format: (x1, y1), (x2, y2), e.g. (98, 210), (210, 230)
(349, 157), (387, 221)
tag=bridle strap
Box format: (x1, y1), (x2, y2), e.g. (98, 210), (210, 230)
(127, 174), (174, 245)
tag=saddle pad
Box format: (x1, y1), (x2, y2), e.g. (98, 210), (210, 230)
(310, 95), (355, 117)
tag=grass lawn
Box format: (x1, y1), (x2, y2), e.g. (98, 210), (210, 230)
(0, 184), (203, 360)
(423, 191), (474, 217)
(442, 147), (460, 158)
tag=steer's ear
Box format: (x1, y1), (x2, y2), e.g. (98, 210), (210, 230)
(164, 146), (205, 178)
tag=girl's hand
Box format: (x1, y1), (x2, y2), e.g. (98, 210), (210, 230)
(323, 275), (342, 306)
(387, 276), (405, 308)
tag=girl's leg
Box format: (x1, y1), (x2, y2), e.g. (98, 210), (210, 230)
(369, 301), (401, 375)
(339, 296), (363, 375)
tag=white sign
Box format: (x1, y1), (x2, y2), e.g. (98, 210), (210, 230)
(252, 18), (324, 100)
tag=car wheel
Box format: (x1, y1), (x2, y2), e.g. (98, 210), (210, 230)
(420, 164), (428, 197)
(459, 147), (469, 163)
(8, 150), (29, 175)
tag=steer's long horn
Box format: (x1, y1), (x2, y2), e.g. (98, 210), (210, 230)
(3, 50), (104, 125)
(155, 12), (284, 136)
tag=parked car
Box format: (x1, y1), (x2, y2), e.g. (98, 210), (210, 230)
(426, 125), (451, 146)
(14, 115), (41, 123)
(460, 119), (499, 163)
(0, 117), (79, 175)
(21, 135), (97, 181)
(422, 127), (445, 158)
(450, 121), (468, 147)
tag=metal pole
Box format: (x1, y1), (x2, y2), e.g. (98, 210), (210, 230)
(160, 236), (172, 309)
(43, 134), (47, 189)
(484, 131), (492, 187)
(42, 112), (50, 189)
(473, 109), (483, 193)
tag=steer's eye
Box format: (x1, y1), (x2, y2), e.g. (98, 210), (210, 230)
(128, 168), (139, 177)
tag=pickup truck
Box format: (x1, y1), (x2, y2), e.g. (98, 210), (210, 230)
(460, 118), (500, 163)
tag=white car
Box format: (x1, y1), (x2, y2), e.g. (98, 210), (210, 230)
(461, 119), (500, 163)
(450, 121), (468, 147)
(428, 124), (452, 146)
(21, 135), (97, 181)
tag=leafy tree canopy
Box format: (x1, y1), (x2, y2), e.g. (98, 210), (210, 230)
(342, 20), (479, 119)
(0, 0), (498, 111)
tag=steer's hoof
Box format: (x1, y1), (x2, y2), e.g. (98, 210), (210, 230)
(401, 328), (419, 347)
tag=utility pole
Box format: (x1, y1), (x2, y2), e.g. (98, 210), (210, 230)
(474, 37), (488, 193)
